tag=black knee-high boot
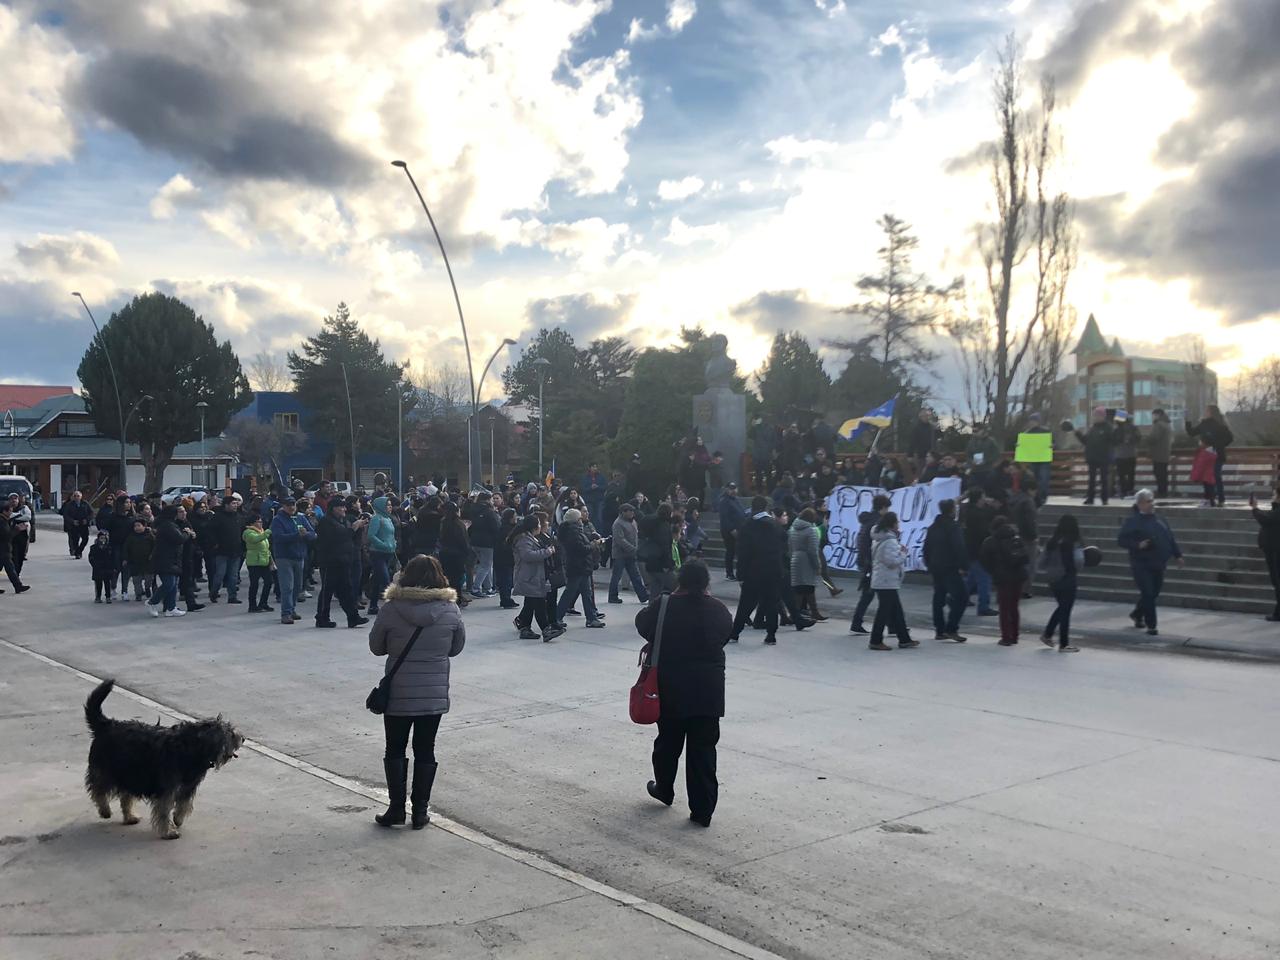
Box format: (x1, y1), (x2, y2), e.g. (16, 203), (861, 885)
(411, 761), (438, 830)
(375, 758), (408, 827)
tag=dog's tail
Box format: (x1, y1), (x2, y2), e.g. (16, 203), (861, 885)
(84, 679), (116, 734)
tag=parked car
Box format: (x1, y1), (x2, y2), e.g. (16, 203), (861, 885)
(159, 485), (209, 505)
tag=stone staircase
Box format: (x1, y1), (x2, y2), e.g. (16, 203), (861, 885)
(1036, 503), (1273, 616)
(697, 499), (1275, 617)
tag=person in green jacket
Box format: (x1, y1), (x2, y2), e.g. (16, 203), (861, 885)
(243, 516), (275, 613)
(367, 496), (398, 616)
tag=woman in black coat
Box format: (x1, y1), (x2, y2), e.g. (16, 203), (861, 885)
(1186, 405), (1233, 507)
(437, 501), (471, 606)
(635, 561), (733, 827)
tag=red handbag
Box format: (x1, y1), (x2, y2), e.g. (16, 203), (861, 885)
(629, 595), (669, 725)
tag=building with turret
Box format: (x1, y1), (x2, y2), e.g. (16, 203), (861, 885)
(1061, 315), (1217, 429)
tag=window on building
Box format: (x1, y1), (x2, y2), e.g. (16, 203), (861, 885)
(191, 466), (217, 488)
(1134, 410), (1153, 426)
(1133, 380), (1152, 397)
(1090, 381), (1126, 404)
(273, 412), (300, 432)
(56, 420), (100, 436)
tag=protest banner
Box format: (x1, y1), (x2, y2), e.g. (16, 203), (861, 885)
(823, 477), (963, 573)
(1014, 432), (1054, 463)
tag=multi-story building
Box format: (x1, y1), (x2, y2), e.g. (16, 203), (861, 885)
(1063, 315), (1217, 429)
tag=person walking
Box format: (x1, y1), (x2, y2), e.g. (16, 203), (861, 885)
(638, 503), (677, 598)
(147, 506), (189, 617)
(1038, 514), (1083, 651)
(1186, 405), (1233, 507)
(849, 494), (892, 634)
(1, 500), (32, 595)
(788, 508), (824, 622)
(1073, 407), (1115, 505)
(868, 512), (915, 650)
(960, 488), (998, 617)
(494, 508), (519, 610)
(467, 492), (500, 599)
(242, 516), (275, 613)
(609, 502), (650, 604)
(61, 489), (92, 559)
(315, 500), (369, 629)
(717, 482), (746, 581)
(368, 554), (466, 830)
(730, 497), (787, 645)
(270, 497), (315, 625)
(123, 518), (155, 601)
(980, 515), (1030, 646)
(1147, 408), (1173, 499)
(637, 561), (733, 828)
(1117, 489), (1183, 636)
(511, 514), (563, 641)
(366, 496), (398, 616)
(923, 499), (967, 641)
(87, 530), (117, 603)
(555, 509), (604, 628)
(1250, 486), (1280, 622)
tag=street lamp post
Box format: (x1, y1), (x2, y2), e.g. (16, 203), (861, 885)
(72, 293), (128, 490)
(340, 362), (357, 485)
(396, 382), (404, 495)
(196, 401), (209, 491)
(475, 338), (517, 487)
(533, 357), (551, 480)
(391, 160), (479, 489)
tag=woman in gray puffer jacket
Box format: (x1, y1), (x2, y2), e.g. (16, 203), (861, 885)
(511, 514), (564, 642)
(788, 509), (825, 622)
(369, 554), (466, 830)
(868, 512), (917, 651)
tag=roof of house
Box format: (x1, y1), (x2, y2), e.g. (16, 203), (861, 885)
(0, 436), (233, 462)
(1072, 314), (1108, 356)
(0, 385), (76, 411)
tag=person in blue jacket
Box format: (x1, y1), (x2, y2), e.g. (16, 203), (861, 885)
(270, 497), (316, 625)
(717, 482), (747, 580)
(366, 496), (398, 616)
(1117, 489), (1184, 636)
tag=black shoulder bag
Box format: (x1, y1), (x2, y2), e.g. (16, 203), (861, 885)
(366, 626), (425, 715)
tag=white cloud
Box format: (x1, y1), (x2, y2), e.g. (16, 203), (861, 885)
(657, 175), (705, 201)
(627, 18), (660, 44)
(665, 216), (729, 247)
(738, 180), (756, 194)
(813, 0), (847, 16)
(764, 135), (838, 164)
(667, 0), (697, 33)
(149, 174), (201, 220)
(537, 218), (630, 271)
(0, 6), (80, 164)
(14, 232), (120, 274)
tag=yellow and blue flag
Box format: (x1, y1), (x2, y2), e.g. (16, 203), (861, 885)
(838, 397), (897, 441)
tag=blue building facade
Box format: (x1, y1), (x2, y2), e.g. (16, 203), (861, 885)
(236, 391), (403, 490)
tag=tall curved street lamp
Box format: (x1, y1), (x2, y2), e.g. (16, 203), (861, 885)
(196, 401), (209, 490)
(475, 338), (517, 485)
(340, 362), (358, 484)
(391, 159), (479, 488)
(72, 292), (128, 490)
(533, 357), (552, 479)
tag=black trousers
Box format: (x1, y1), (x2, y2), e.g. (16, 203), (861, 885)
(1265, 551), (1280, 617)
(652, 715), (719, 820)
(722, 529), (737, 578)
(931, 570), (966, 634)
(317, 563), (359, 624)
(733, 578), (778, 638)
(1085, 462), (1110, 504)
(516, 595), (549, 630)
(68, 527), (89, 558)
(1132, 564), (1164, 630)
(1152, 461), (1170, 499)
(871, 589), (910, 644)
(1044, 575), (1077, 646)
(384, 713), (442, 762)
(11, 534), (28, 575)
(851, 573), (876, 627)
(247, 566), (274, 608)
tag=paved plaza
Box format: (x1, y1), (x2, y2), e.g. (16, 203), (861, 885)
(2, 525), (1278, 959)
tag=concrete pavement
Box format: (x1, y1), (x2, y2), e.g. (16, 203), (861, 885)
(3, 530), (1279, 958)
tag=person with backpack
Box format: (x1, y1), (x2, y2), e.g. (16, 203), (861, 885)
(923, 499), (968, 642)
(1038, 515), (1083, 652)
(980, 515), (1030, 646)
(1118, 490), (1184, 635)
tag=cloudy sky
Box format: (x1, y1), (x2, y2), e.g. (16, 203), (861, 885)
(0, 0), (1271, 410)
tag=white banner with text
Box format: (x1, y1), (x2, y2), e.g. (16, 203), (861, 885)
(823, 478), (964, 573)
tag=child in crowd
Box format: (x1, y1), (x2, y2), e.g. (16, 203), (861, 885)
(124, 518), (155, 601)
(1189, 437), (1218, 508)
(88, 531), (118, 603)
(243, 515), (275, 613)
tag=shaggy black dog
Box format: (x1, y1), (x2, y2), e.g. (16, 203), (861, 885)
(84, 679), (243, 839)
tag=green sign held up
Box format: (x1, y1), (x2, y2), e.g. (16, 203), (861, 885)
(1014, 432), (1054, 463)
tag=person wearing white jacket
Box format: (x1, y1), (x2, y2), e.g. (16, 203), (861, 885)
(868, 512), (917, 651)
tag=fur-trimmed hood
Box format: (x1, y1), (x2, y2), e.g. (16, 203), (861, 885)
(382, 583), (458, 604)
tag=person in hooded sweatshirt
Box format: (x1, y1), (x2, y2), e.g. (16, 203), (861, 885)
(868, 512), (915, 650)
(980, 515), (1031, 646)
(366, 496), (398, 616)
(88, 531), (119, 603)
(368, 554), (466, 831)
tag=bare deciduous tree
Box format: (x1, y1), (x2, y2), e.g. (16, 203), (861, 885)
(950, 35), (1077, 441)
(247, 351), (291, 392)
(1227, 356), (1280, 412)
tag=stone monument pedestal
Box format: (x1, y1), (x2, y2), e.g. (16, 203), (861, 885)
(693, 388), (747, 487)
